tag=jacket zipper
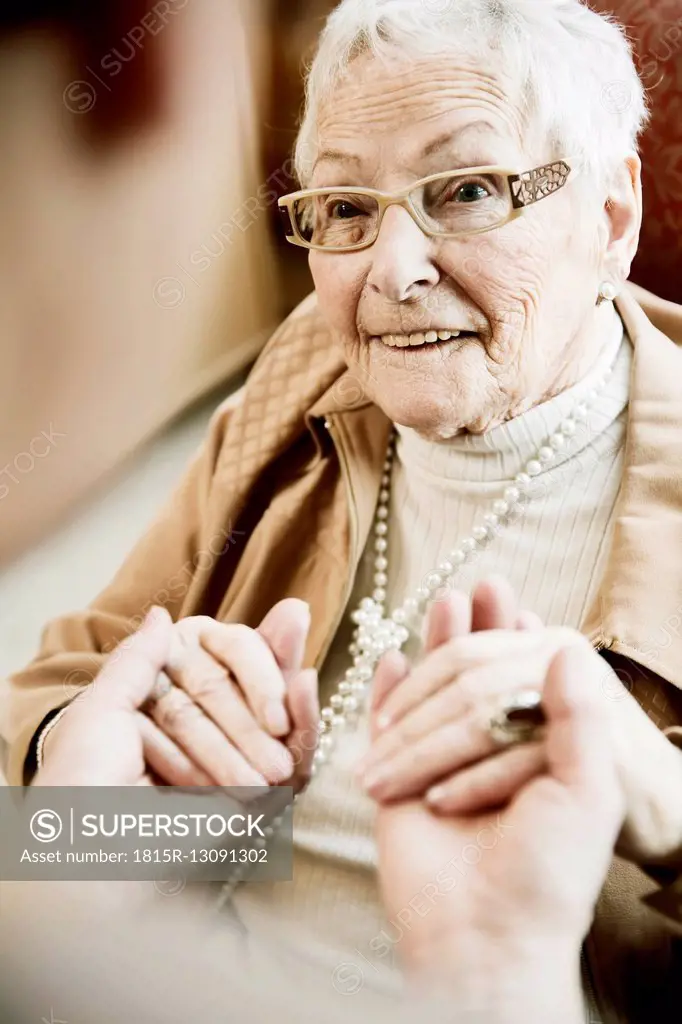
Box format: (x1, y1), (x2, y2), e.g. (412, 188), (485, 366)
(313, 415), (361, 672)
(586, 629), (614, 653)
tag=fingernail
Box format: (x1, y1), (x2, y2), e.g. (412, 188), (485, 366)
(265, 700), (290, 737)
(144, 605), (166, 627)
(363, 765), (389, 793)
(299, 666), (318, 690)
(376, 713), (392, 731)
(426, 785), (445, 806)
(266, 749), (294, 784)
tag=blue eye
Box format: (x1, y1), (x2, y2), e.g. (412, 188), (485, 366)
(453, 182), (490, 203)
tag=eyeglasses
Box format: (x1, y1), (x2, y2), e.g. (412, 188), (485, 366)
(278, 159), (574, 253)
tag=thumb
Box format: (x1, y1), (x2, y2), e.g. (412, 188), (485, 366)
(543, 645), (619, 800)
(93, 606), (174, 710)
(258, 598), (311, 683)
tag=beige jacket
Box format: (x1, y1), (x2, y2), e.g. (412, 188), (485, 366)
(3, 283), (682, 1023)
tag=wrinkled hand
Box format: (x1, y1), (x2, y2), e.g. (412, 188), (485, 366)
(373, 637), (625, 996)
(44, 599), (320, 793)
(139, 598), (318, 790)
(363, 579), (682, 865)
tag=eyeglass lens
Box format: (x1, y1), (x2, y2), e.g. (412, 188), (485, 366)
(293, 171), (511, 248)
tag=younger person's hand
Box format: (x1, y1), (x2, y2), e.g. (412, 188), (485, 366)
(373, 642), (625, 1019)
(36, 606), (174, 786)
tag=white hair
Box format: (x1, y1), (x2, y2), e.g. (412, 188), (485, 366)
(294, 0), (648, 193)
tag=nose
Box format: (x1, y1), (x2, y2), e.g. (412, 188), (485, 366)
(366, 204), (440, 303)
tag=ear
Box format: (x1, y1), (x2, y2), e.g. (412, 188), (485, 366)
(601, 153), (643, 288)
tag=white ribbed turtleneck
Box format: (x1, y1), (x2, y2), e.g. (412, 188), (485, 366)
(390, 306), (629, 638)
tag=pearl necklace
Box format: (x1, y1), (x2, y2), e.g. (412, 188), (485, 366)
(312, 366), (615, 772)
(216, 359), (614, 906)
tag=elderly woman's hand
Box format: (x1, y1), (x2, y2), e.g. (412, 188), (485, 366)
(35, 606), (174, 786)
(139, 598), (318, 790)
(362, 584), (682, 866)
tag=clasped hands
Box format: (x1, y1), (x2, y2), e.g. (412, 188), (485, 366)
(37, 576), (682, 1003)
(40, 597), (320, 788)
(363, 578), (682, 869)
(362, 577), (682, 991)
(42, 577), (682, 873)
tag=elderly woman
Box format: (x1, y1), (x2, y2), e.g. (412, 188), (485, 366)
(4, 0), (682, 1020)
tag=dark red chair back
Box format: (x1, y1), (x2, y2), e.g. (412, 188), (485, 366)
(589, 0), (682, 301)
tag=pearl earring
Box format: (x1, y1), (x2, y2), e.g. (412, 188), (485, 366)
(598, 281), (618, 303)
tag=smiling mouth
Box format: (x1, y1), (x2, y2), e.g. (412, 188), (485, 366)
(369, 329), (477, 348)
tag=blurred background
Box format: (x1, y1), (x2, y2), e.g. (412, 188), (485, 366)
(0, 0), (680, 680)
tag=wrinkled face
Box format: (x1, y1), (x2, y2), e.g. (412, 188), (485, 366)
(308, 52), (610, 439)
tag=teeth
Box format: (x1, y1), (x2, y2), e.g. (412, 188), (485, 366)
(376, 329), (462, 348)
